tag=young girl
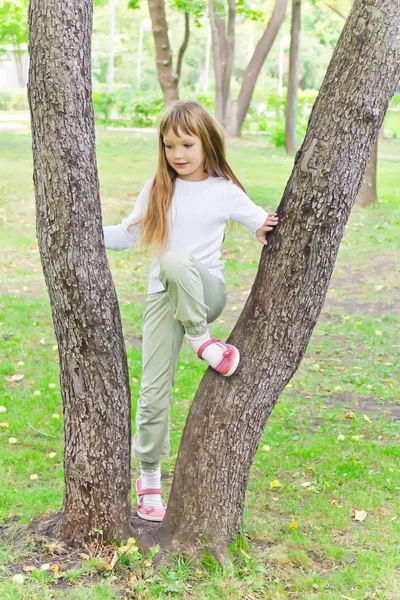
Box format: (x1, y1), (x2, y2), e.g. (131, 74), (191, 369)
(103, 100), (279, 522)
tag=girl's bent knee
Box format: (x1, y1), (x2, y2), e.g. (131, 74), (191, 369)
(159, 251), (192, 276)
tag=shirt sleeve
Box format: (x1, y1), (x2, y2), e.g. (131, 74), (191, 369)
(227, 180), (269, 237)
(102, 178), (153, 250)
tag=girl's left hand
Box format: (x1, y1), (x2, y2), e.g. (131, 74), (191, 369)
(256, 213), (279, 245)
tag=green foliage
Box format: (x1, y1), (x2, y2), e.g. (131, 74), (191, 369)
(170, 0), (207, 27)
(0, 89), (11, 110)
(127, 0), (141, 9)
(0, 87), (28, 110)
(0, 0), (28, 55)
(92, 85), (165, 127)
(245, 89), (318, 146)
(236, 0), (266, 22)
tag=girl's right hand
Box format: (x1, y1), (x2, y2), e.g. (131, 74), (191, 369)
(255, 212), (279, 245)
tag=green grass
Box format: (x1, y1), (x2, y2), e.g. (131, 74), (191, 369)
(0, 127), (399, 599)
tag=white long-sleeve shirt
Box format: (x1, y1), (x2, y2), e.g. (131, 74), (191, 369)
(103, 175), (269, 294)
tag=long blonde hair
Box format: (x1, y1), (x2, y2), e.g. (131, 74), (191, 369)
(129, 100), (245, 256)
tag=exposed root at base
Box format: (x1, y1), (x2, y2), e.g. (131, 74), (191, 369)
(131, 514), (230, 570)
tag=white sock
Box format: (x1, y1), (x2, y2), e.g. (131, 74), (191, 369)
(186, 327), (224, 367)
(140, 467), (163, 508)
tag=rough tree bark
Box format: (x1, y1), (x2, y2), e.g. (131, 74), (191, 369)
(285, 0), (301, 154)
(151, 0), (400, 561)
(148, 0), (179, 104)
(226, 0), (289, 137)
(355, 138), (378, 205)
(27, 0), (132, 542)
(324, 0), (380, 207)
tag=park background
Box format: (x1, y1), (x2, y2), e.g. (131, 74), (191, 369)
(0, 0), (399, 599)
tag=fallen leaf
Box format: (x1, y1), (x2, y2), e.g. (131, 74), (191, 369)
(270, 480), (282, 489)
(353, 509), (367, 522)
(48, 452), (57, 459)
(345, 412), (356, 419)
(378, 507), (390, 517)
(50, 564), (59, 573)
(110, 551), (119, 569)
(301, 482), (311, 487)
(363, 414), (372, 423)
(5, 374), (24, 383)
(272, 497), (280, 502)
(22, 566), (37, 573)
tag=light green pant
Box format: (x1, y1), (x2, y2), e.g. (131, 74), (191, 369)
(131, 251), (227, 465)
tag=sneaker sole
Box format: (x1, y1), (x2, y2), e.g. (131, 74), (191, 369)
(222, 348), (240, 377)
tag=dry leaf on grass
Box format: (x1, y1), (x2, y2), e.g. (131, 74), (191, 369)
(270, 480), (282, 489)
(5, 374), (24, 383)
(352, 509), (367, 522)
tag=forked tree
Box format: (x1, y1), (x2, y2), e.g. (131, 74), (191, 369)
(27, 0), (399, 560)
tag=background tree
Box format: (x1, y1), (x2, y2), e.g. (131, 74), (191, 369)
(148, 0), (400, 562)
(27, 0), (133, 543)
(226, 0), (289, 136)
(128, 0), (204, 103)
(285, 0), (301, 153)
(209, 0), (289, 132)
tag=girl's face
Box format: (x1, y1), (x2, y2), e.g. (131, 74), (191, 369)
(163, 127), (207, 181)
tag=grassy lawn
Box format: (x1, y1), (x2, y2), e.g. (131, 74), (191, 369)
(0, 125), (399, 599)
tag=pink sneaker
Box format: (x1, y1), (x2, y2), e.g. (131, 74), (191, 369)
(136, 477), (166, 522)
(197, 337), (240, 377)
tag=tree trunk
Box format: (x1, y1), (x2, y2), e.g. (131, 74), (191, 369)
(148, 0), (179, 105)
(154, 0), (400, 561)
(27, 0), (132, 543)
(176, 12), (190, 83)
(226, 0), (289, 137)
(285, 0), (301, 154)
(14, 50), (26, 88)
(208, 0), (236, 127)
(356, 138), (378, 206)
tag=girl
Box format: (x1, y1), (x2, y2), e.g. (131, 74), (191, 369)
(103, 100), (279, 522)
